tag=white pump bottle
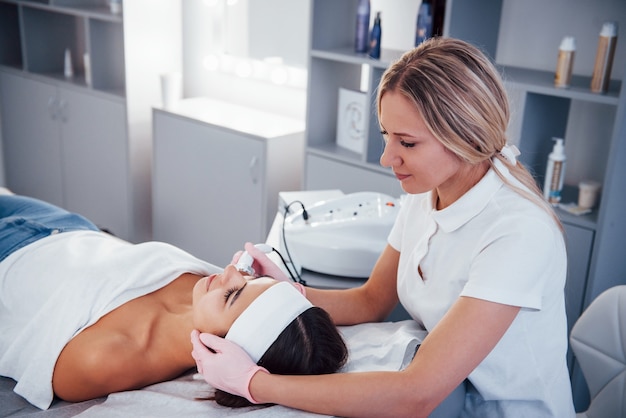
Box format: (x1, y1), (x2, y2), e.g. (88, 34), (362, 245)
(543, 138), (567, 205)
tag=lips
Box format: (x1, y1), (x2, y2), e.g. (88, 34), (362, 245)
(394, 172), (410, 181)
(205, 274), (218, 291)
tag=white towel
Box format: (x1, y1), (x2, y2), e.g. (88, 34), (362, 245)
(340, 319), (426, 372)
(0, 230), (221, 410)
(74, 320), (426, 417)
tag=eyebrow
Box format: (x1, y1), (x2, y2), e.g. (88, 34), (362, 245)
(229, 282), (248, 307)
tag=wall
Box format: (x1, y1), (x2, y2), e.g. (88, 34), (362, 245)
(247, 0), (309, 68)
(181, 0), (309, 120)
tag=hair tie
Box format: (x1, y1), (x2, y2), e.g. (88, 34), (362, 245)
(225, 282), (312, 363)
(497, 144), (520, 165)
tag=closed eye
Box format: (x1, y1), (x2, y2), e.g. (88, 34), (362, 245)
(228, 282), (248, 307)
(380, 129), (415, 148)
(223, 286), (238, 303)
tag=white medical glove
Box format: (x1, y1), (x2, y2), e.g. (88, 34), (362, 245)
(190, 330), (267, 404)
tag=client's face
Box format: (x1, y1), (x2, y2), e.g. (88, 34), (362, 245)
(191, 264), (277, 336)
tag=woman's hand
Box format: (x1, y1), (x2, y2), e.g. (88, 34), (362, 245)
(190, 330), (267, 403)
(231, 242), (290, 283)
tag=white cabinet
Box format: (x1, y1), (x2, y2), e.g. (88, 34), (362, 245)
(152, 98), (305, 267)
(0, 72), (130, 237)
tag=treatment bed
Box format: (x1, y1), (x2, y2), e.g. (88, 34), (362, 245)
(1, 320), (466, 417)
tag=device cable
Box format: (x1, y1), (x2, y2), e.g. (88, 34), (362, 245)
(280, 200), (308, 285)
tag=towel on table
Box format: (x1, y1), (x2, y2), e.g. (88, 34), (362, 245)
(74, 320), (426, 417)
(0, 230), (221, 410)
(340, 319), (426, 372)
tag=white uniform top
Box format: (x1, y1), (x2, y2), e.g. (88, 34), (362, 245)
(388, 159), (575, 417)
(0, 231), (221, 410)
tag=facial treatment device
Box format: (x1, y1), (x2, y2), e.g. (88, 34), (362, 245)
(235, 243), (273, 276)
(283, 192), (400, 278)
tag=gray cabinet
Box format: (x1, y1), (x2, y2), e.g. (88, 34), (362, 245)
(0, 0), (182, 242)
(0, 72), (130, 237)
(58, 85), (129, 236)
(304, 0), (626, 411)
(306, 154), (403, 196)
(0, 73), (63, 207)
(152, 99), (304, 267)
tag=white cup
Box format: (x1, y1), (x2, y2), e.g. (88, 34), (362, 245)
(160, 72), (182, 110)
(578, 180), (601, 209)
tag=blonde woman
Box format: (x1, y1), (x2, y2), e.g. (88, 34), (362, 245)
(192, 37), (576, 418)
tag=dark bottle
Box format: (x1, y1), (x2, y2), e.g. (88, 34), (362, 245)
(431, 0), (446, 38)
(415, 1), (432, 46)
(369, 11), (382, 59)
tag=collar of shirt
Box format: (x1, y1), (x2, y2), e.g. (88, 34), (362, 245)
(430, 158), (511, 233)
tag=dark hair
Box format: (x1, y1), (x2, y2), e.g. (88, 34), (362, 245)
(212, 306), (347, 407)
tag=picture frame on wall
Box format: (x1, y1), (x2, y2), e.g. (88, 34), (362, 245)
(336, 87), (367, 154)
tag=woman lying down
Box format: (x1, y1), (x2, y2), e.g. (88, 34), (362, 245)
(0, 190), (347, 410)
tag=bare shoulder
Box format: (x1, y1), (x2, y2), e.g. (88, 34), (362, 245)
(52, 273), (202, 402)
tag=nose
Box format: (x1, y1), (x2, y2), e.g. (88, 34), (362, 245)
(380, 140), (399, 168)
(219, 264), (245, 286)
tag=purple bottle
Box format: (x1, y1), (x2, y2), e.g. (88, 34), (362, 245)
(355, 0), (371, 53)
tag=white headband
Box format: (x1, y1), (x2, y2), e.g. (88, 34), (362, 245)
(225, 282), (313, 363)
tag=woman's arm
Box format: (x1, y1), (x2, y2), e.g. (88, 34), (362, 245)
(305, 244), (401, 325)
(249, 296), (520, 418)
(237, 242), (400, 325)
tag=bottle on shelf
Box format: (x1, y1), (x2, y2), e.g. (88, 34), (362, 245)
(554, 36), (575, 88)
(590, 21), (618, 94)
(431, 0), (446, 38)
(83, 53), (92, 87)
(543, 138), (567, 206)
(109, 0), (122, 14)
(64, 48), (73, 78)
(369, 11), (382, 59)
(415, 0), (433, 46)
(354, 0), (371, 54)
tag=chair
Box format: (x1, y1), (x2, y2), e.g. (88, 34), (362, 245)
(569, 285), (626, 418)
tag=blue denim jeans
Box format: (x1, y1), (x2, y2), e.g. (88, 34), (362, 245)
(0, 195), (99, 262)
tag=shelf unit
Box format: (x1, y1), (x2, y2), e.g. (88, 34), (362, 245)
(304, 0), (626, 411)
(305, 0), (505, 188)
(0, 0), (182, 242)
(0, 0), (125, 98)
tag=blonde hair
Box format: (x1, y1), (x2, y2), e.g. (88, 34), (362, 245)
(377, 37), (562, 230)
